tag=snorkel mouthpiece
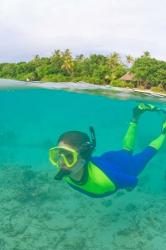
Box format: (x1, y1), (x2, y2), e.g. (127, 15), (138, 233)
(54, 169), (71, 180)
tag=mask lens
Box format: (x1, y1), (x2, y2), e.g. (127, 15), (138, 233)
(51, 148), (75, 167)
(59, 148), (74, 165)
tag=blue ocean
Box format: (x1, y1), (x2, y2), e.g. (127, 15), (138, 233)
(0, 82), (166, 250)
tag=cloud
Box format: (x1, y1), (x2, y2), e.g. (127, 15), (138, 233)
(0, 0), (166, 62)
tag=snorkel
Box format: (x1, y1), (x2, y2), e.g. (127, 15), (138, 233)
(89, 126), (96, 149)
(52, 126), (96, 180)
(54, 168), (72, 180)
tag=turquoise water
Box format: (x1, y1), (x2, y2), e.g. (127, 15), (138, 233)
(0, 87), (166, 249)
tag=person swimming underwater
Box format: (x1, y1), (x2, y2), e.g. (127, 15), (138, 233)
(49, 103), (166, 198)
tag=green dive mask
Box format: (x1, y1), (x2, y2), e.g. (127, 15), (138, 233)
(49, 146), (78, 168)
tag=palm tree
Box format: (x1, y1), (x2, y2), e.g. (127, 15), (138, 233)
(32, 54), (41, 66)
(143, 51), (151, 58)
(75, 54), (85, 62)
(61, 49), (74, 74)
(51, 50), (62, 62)
(126, 55), (134, 66)
(107, 52), (121, 69)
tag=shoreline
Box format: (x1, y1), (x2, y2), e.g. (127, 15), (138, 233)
(0, 78), (166, 99)
(131, 88), (166, 98)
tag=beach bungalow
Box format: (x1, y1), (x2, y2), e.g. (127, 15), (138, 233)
(120, 72), (148, 88)
(120, 72), (136, 82)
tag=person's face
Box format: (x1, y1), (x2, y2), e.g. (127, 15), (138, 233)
(57, 141), (76, 170)
(55, 141), (88, 178)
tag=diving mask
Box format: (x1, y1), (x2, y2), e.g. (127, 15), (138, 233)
(49, 146), (78, 168)
(49, 126), (96, 170)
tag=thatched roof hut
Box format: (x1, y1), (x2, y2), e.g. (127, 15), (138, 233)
(120, 72), (136, 82)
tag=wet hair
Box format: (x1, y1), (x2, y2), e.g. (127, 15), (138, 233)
(57, 131), (94, 160)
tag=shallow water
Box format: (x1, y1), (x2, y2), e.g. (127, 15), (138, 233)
(0, 83), (166, 250)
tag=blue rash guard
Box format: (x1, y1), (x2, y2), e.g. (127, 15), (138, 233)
(91, 146), (156, 189)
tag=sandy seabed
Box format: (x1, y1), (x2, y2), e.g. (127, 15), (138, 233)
(1, 164), (166, 250)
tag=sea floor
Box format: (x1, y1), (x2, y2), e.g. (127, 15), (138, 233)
(1, 163), (166, 250)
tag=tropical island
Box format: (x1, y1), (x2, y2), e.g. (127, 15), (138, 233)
(0, 50), (166, 94)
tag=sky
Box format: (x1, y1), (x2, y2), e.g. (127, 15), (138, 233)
(0, 0), (166, 62)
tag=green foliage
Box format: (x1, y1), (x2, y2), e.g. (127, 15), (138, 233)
(0, 50), (127, 84)
(151, 86), (164, 93)
(0, 50), (166, 93)
(42, 74), (68, 82)
(131, 54), (166, 89)
(111, 80), (134, 88)
(126, 55), (135, 66)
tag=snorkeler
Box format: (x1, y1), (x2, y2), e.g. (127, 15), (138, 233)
(49, 103), (166, 198)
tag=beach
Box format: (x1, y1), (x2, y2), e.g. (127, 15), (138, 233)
(0, 79), (166, 102)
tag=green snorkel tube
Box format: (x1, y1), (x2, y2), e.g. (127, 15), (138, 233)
(54, 126), (96, 180)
